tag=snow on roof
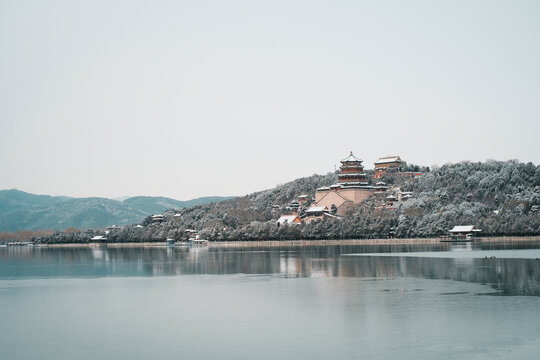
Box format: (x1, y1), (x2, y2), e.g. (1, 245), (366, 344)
(305, 206), (327, 213)
(375, 156), (402, 165)
(449, 225), (481, 233)
(298, 195), (308, 198)
(339, 182), (369, 186)
(277, 215), (300, 224)
(91, 235), (107, 240)
(323, 213), (340, 219)
(173, 214), (182, 217)
(152, 214), (164, 218)
(341, 151), (363, 163)
(317, 186), (330, 191)
(338, 173), (366, 177)
(135, 225), (143, 228)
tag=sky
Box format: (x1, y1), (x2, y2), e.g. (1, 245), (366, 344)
(1, 0), (539, 200)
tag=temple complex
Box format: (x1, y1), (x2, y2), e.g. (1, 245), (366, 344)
(313, 152), (384, 216)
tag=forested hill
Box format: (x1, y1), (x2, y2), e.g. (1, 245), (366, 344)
(33, 160), (540, 243)
(0, 189), (232, 232)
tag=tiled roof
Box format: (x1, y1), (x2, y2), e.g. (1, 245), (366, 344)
(449, 225), (481, 233)
(277, 215), (300, 224)
(305, 206), (328, 213)
(375, 156), (402, 165)
(341, 151), (363, 163)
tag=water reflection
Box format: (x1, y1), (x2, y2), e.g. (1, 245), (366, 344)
(1, 242), (540, 296)
(449, 242), (476, 251)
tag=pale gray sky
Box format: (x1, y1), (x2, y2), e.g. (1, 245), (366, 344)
(1, 0), (539, 200)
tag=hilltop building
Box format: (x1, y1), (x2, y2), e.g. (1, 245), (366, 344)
(303, 206), (340, 224)
(277, 214), (301, 225)
(374, 156), (403, 178)
(314, 152), (385, 216)
(398, 191), (413, 201)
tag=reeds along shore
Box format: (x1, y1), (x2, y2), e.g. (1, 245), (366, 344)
(29, 236), (540, 248)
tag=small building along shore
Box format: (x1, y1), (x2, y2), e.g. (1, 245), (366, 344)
(90, 235), (107, 242)
(90, 235), (107, 247)
(448, 225), (482, 241)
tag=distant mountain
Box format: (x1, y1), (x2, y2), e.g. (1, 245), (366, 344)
(0, 189), (233, 232)
(111, 196), (131, 201)
(122, 196), (229, 216)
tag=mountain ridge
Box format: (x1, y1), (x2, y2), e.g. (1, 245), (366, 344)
(0, 189), (233, 232)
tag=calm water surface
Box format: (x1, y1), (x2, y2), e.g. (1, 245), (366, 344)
(1, 241), (540, 359)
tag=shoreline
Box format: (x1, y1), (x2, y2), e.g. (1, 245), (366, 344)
(209, 236), (540, 248)
(22, 236), (540, 248)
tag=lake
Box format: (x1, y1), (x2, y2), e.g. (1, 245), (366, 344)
(1, 241), (540, 359)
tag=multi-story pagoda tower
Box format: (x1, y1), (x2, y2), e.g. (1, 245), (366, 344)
(337, 151), (368, 186)
(313, 151), (383, 216)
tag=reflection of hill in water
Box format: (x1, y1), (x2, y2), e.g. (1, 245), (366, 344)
(1, 242), (539, 296)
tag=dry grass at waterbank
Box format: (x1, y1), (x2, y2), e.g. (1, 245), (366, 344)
(210, 236), (540, 248)
(36, 236), (540, 248)
(38, 242), (166, 248)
